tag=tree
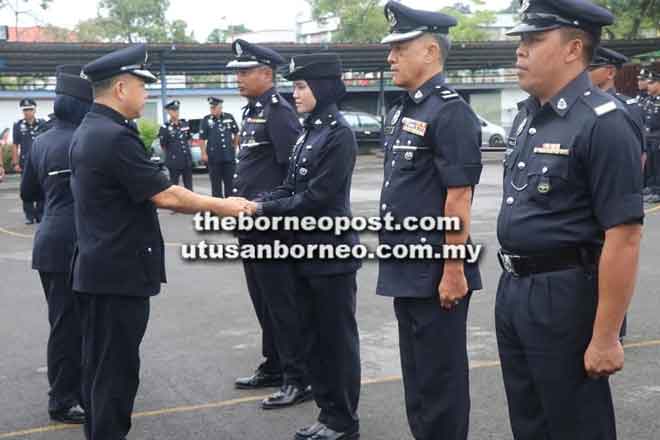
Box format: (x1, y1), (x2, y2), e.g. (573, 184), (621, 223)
(75, 0), (195, 43)
(206, 25), (250, 43)
(308, 0), (388, 44)
(594, 0), (660, 39)
(441, 2), (496, 42)
(0, 0), (51, 12)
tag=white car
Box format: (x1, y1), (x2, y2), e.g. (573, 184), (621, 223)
(478, 115), (506, 149)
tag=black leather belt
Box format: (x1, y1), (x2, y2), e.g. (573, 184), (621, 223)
(497, 247), (600, 277)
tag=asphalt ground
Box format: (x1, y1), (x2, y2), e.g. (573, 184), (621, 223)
(1, 153), (660, 439)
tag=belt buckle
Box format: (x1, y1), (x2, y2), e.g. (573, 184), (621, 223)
(498, 250), (520, 277)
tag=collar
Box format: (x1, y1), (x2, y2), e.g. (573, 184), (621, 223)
(23, 118), (37, 126)
(518, 71), (592, 118)
(304, 104), (339, 128)
(249, 87), (278, 109)
(90, 103), (135, 129)
(408, 73), (445, 104)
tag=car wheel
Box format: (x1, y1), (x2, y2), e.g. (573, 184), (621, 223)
(489, 134), (504, 147)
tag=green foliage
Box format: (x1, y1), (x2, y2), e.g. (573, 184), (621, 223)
(308, 0), (388, 43)
(594, 0), (660, 39)
(137, 119), (159, 153)
(1, 144), (12, 173)
(0, 0), (51, 11)
(75, 0), (195, 43)
(441, 4), (496, 42)
(206, 25), (251, 43)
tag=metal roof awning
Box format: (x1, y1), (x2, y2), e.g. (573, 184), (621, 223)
(0, 39), (659, 76)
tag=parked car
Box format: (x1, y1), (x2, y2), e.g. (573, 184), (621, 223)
(478, 115), (506, 149)
(340, 111), (382, 148)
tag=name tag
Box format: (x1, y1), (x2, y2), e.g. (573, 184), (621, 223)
(401, 117), (428, 137)
(533, 143), (570, 156)
(247, 118), (267, 124)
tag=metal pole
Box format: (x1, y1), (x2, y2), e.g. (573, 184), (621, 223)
(159, 54), (168, 124)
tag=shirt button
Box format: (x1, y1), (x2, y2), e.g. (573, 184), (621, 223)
(233, 188), (238, 194)
(506, 196), (515, 205)
(517, 161), (526, 170)
(385, 181), (390, 187)
(233, 174), (238, 179)
(528, 127), (537, 135)
(302, 158), (308, 163)
(236, 159), (240, 164)
(382, 203), (387, 210)
(542, 166), (549, 174)
(391, 160), (396, 167)
(420, 237), (427, 244)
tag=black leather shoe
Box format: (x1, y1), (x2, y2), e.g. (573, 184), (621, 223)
(294, 422), (326, 439)
(309, 426), (359, 440)
(235, 369), (283, 390)
(49, 405), (86, 424)
(262, 384), (313, 409)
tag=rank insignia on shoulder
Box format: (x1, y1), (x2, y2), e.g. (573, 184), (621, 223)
(256, 102), (263, 108)
(594, 101), (617, 116)
(626, 98), (638, 105)
(401, 117), (427, 137)
(533, 143), (570, 156)
(271, 95), (279, 104)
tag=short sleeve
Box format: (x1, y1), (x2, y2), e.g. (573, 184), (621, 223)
(431, 100), (483, 187)
(588, 110), (644, 229)
(199, 117), (209, 140)
(12, 122), (21, 146)
(112, 131), (172, 203)
(267, 106), (301, 165)
(229, 114), (239, 134)
(158, 125), (168, 147)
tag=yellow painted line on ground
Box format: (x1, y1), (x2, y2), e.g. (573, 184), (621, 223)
(0, 227), (33, 239)
(1, 341), (660, 439)
(645, 204), (660, 215)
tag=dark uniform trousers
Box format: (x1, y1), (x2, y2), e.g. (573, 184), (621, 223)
(296, 272), (361, 433)
(393, 294), (471, 440)
(169, 166), (193, 191)
(208, 160), (234, 198)
(239, 247), (306, 383)
(38, 272), (82, 412)
(75, 293), (150, 440)
(21, 172), (44, 221)
(495, 269), (616, 440)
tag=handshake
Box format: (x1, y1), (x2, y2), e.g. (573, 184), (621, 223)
(221, 196), (259, 217)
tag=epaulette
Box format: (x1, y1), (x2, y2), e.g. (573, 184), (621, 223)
(581, 91), (619, 117)
(434, 85), (460, 101)
(271, 94), (280, 105)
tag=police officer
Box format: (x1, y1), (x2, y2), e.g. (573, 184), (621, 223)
(12, 98), (46, 224)
(226, 40), (308, 404)
(247, 52), (361, 440)
(19, 64), (91, 425)
(70, 44), (250, 440)
(159, 100), (194, 190)
(376, 3), (483, 440)
(646, 67), (660, 203)
(497, 1), (643, 439)
(200, 97), (239, 197)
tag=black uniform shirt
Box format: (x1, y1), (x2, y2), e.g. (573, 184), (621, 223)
(497, 72), (644, 255)
(233, 87), (301, 200)
(158, 119), (193, 170)
(199, 112), (239, 163)
(376, 73), (483, 298)
(13, 117), (47, 167)
(69, 103), (172, 296)
(20, 120), (76, 273)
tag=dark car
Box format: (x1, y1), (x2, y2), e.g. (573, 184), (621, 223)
(299, 111), (382, 150)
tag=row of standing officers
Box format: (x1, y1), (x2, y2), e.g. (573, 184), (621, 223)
(16, 0), (655, 439)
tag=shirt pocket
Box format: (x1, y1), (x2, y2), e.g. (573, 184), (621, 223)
(526, 154), (571, 207)
(136, 245), (161, 284)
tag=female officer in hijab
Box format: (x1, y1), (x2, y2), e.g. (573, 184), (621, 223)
(20, 65), (92, 424)
(247, 53), (362, 440)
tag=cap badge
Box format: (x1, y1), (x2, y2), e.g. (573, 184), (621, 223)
(387, 8), (397, 28)
(235, 42), (243, 56)
(519, 0), (530, 13)
(290, 58), (296, 72)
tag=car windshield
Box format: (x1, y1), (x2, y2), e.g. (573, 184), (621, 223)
(342, 113), (361, 129)
(359, 114), (381, 130)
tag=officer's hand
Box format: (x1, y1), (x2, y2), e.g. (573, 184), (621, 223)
(13, 163), (21, 173)
(201, 153), (208, 164)
(215, 197), (251, 217)
(584, 338), (624, 379)
(438, 261), (468, 310)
